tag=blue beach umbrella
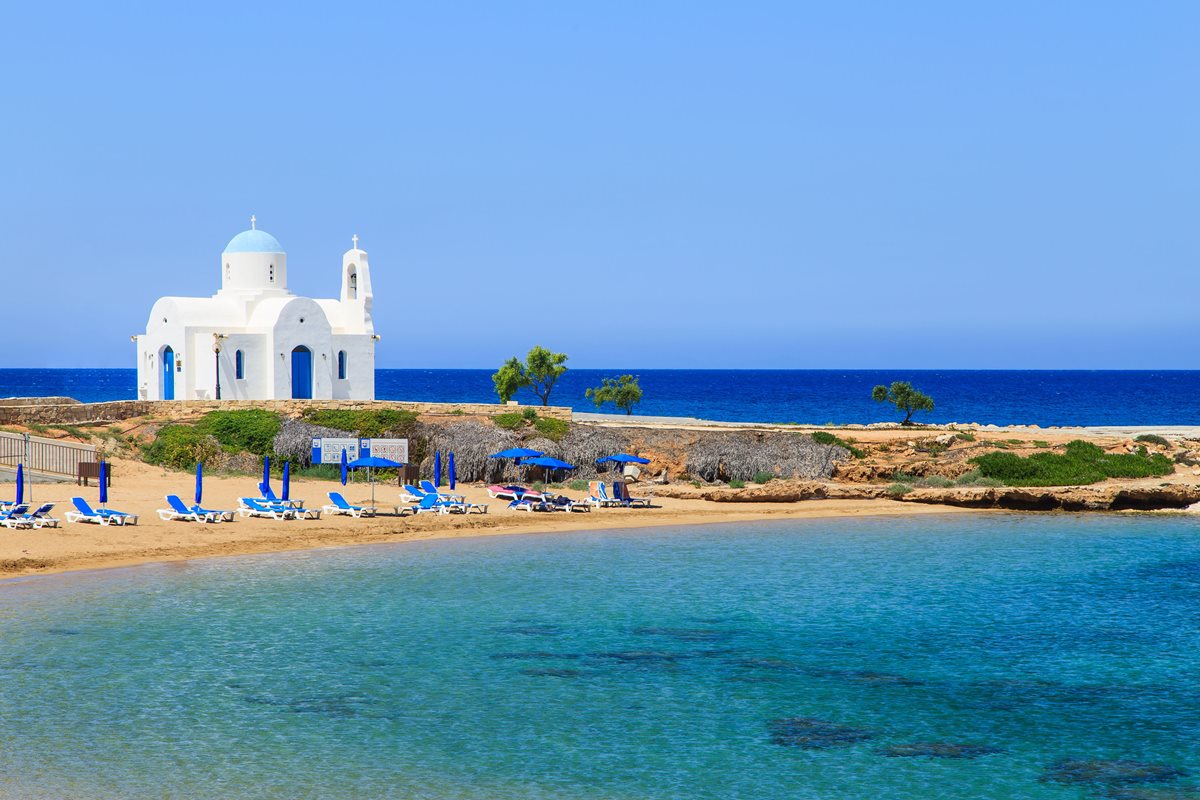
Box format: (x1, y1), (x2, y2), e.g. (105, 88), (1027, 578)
(448, 452), (456, 491)
(99, 460), (108, 506)
(346, 456), (405, 508)
(282, 461), (291, 502)
(488, 447), (544, 462)
(596, 453), (651, 465)
(523, 456), (575, 484)
(195, 463), (203, 506)
(434, 451), (442, 488)
(487, 447), (544, 481)
(340, 448), (348, 486)
(261, 456), (271, 496)
(15, 464), (23, 505)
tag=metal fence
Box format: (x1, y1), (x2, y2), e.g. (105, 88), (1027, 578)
(0, 432), (98, 477)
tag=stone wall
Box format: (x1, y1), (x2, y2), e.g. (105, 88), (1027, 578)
(0, 399), (572, 426)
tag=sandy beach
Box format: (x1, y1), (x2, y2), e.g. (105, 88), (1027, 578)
(0, 455), (974, 582)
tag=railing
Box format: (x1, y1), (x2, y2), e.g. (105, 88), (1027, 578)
(0, 432), (98, 477)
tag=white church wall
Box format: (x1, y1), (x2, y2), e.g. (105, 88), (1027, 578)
(330, 335), (375, 399)
(270, 298), (335, 400)
(221, 250), (288, 294)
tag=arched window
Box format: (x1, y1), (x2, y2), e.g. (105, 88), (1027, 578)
(235, 349), (244, 379)
(348, 269), (358, 299)
(337, 350), (347, 379)
(268, 264), (275, 283)
(225, 263), (231, 281)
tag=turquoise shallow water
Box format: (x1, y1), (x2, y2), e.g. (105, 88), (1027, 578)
(1, 515), (1199, 799)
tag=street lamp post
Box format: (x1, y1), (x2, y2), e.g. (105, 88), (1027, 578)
(212, 334), (228, 400)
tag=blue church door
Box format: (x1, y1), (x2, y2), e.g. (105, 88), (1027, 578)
(162, 346), (175, 400)
(291, 346), (312, 399)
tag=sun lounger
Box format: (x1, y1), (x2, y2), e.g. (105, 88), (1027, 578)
(66, 497), (137, 525)
(261, 486), (303, 508)
(0, 504), (32, 529)
(238, 498), (295, 520)
(159, 495), (221, 523)
(487, 485), (541, 501)
(323, 491), (376, 518)
(193, 504), (235, 522)
(610, 481), (652, 508)
(547, 495), (590, 513)
(421, 480), (465, 503)
(22, 503), (60, 529)
(587, 482), (621, 508)
(411, 494), (462, 515)
(401, 484), (426, 503)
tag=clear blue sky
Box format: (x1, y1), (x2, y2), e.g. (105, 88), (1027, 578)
(2, 2), (1196, 369)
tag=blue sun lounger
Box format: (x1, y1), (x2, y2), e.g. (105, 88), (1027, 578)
(66, 497), (138, 526)
(322, 492), (376, 518)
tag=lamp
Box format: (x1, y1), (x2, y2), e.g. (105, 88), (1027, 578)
(212, 334), (228, 400)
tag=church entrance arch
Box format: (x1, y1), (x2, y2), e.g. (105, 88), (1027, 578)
(161, 346), (175, 400)
(291, 346), (313, 399)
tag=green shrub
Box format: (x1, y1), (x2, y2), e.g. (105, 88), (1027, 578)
(752, 471), (774, 484)
(972, 439), (1174, 487)
(918, 475), (952, 488)
(890, 472), (916, 483)
(533, 417), (570, 442)
(301, 408), (418, 438)
(691, 480), (702, 488)
(142, 425), (222, 470)
(195, 410), (281, 456)
(522, 407), (539, 421)
(953, 469), (1005, 488)
(886, 483), (913, 497)
(492, 412), (525, 431)
(954, 431), (977, 442)
(1033, 441), (1050, 449)
(810, 431), (865, 458)
(728, 479), (746, 489)
(450, 408), (464, 416)
(1135, 434), (1170, 447)
(567, 479), (589, 491)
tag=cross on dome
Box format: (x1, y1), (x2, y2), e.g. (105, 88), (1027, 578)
(250, 214), (257, 230)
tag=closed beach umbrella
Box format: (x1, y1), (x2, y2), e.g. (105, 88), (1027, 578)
(434, 451), (442, 488)
(340, 448), (348, 486)
(14, 464), (23, 505)
(99, 460), (108, 506)
(261, 456), (270, 496)
(195, 463), (203, 506)
(282, 461), (291, 502)
(448, 452), (456, 491)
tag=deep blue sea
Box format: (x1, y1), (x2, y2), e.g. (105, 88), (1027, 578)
(1, 368), (1199, 426)
(1, 514), (1199, 799)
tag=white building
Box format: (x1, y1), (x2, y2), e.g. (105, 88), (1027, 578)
(136, 219), (377, 401)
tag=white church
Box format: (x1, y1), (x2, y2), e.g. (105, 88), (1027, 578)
(135, 218), (377, 401)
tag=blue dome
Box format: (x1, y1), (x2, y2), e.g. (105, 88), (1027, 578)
(223, 229), (285, 254)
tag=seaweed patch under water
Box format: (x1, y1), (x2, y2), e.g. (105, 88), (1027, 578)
(520, 667), (582, 678)
(767, 717), (875, 749)
(489, 652), (581, 660)
(878, 742), (1004, 759)
(632, 627), (735, 642)
(1041, 759), (1189, 786)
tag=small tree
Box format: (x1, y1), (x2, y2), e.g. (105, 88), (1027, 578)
(871, 381), (934, 425)
(492, 356), (528, 403)
(586, 374), (643, 415)
(524, 345), (568, 406)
